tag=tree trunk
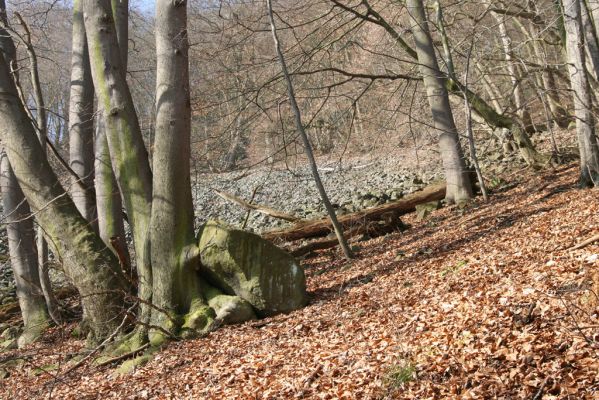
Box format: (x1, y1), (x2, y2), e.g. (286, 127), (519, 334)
(149, 0), (214, 343)
(94, 119), (128, 258)
(0, 0), (51, 345)
(0, 154), (49, 346)
(69, 0), (97, 229)
(494, 14), (533, 128)
(526, 4), (570, 125)
(0, 51), (127, 343)
(11, 13), (60, 324)
(83, 0), (153, 330)
(93, 0), (130, 274)
(563, 0), (599, 186)
(264, 182), (446, 242)
(406, 0), (473, 203)
(581, 0), (599, 81)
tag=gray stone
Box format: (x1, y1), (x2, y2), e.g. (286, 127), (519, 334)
(203, 282), (256, 325)
(198, 221), (308, 317)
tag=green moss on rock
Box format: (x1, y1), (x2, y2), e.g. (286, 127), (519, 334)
(197, 221), (308, 317)
(203, 282), (256, 324)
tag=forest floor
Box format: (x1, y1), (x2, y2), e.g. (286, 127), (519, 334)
(1, 163), (598, 399)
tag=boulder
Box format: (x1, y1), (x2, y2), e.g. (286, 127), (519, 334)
(198, 221), (308, 316)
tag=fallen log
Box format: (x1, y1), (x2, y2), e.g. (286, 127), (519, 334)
(291, 238), (340, 257)
(264, 182), (446, 242)
(214, 189), (301, 223)
(291, 215), (411, 257)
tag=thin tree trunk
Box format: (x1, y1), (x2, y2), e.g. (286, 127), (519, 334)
(524, 1), (570, 125)
(434, 1), (455, 78)
(267, 0), (354, 259)
(0, 154), (50, 346)
(93, 0), (130, 274)
(463, 39), (489, 202)
(68, 0), (97, 229)
(0, 9), (50, 339)
(11, 13), (59, 323)
(406, 0), (473, 203)
(581, 0), (599, 81)
(494, 14), (533, 128)
(563, 0), (599, 186)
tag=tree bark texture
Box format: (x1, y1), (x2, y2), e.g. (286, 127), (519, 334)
(83, 0), (153, 326)
(563, 0), (599, 185)
(0, 51), (127, 342)
(69, 0), (97, 228)
(406, 0), (473, 203)
(150, 0), (212, 340)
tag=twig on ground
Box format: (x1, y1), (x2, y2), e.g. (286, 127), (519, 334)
(569, 234), (599, 251)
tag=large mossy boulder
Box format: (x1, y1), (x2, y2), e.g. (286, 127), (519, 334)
(198, 221), (308, 316)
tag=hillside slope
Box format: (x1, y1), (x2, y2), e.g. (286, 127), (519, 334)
(1, 164), (598, 399)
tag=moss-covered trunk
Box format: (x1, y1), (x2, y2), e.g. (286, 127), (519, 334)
(93, 0), (130, 273)
(0, 51), (127, 342)
(149, 0), (213, 343)
(83, 0), (153, 328)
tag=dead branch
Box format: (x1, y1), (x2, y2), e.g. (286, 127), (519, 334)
(214, 189), (301, 223)
(569, 234), (599, 251)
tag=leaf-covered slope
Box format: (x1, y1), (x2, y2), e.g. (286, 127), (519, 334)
(1, 164), (598, 399)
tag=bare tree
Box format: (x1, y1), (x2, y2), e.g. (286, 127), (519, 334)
(94, 0), (129, 269)
(267, 0), (354, 259)
(0, 0), (50, 347)
(563, 0), (599, 186)
(406, 0), (473, 203)
(0, 48), (128, 342)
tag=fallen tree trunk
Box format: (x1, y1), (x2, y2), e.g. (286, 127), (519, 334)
(264, 182), (446, 242)
(214, 189), (301, 223)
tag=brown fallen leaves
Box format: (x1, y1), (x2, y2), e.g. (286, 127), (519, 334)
(1, 163), (598, 399)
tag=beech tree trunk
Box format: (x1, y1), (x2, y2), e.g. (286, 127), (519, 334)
(563, 0), (599, 186)
(494, 14), (533, 128)
(526, 1), (569, 125)
(149, 0), (213, 342)
(69, 0), (97, 228)
(581, 0), (599, 81)
(406, 0), (473, 203)
(0, 51), (127, 343)
(0, 154), (50, 346)
(93, 0), (129, 268)
(0, 0), (50, 346)
(83, 0), (154, 330)
(12, 12), (60, 324)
